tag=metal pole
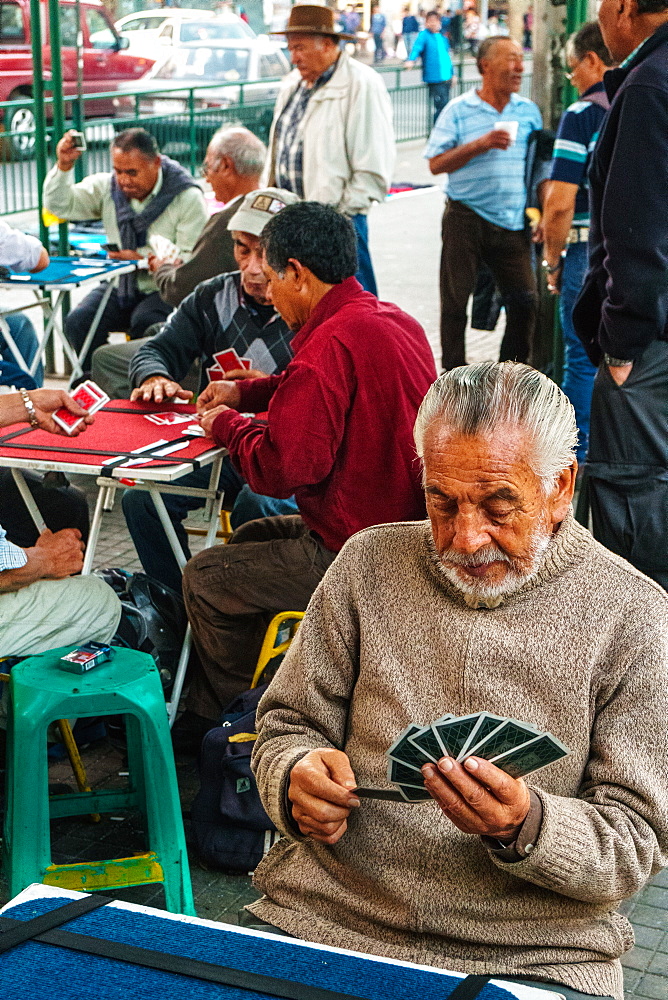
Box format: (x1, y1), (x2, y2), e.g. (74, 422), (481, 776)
(29, 0), (48, 247)
(74, 0), (85, 184)
(48, 0), (69, 257)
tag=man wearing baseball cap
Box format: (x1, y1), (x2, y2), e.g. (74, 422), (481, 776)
(123, 187), (300, 596)
(265, 4), (395, 296)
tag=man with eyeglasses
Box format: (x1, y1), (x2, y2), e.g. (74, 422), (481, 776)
(540, 22), (613, 467)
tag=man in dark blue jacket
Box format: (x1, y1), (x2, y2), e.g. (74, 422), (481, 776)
(573, 0), (668, 587)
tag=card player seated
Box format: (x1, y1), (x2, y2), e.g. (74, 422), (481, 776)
(123, 188), (300, 594)
(247, 362), (668, 1000)
(0, 389), (120, 657)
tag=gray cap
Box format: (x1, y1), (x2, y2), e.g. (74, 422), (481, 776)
(227, 187), (300, 237)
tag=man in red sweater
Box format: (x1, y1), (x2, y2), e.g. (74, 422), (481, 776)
(179, 202), (436, 742)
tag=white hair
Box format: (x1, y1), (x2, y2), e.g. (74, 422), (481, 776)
(414, 362), (578, 490)
(207, 126), (266, 177)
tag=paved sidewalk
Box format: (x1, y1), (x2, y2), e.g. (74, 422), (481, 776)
(0, 144), (666, 1000)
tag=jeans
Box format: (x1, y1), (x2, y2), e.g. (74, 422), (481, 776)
(122, 459), (298, 593)
(428, 80), (451, 124)
(373, 33), (385, 61)
(351, 213), (378, 296)
(0, 314), (43, 387)
(402, 31), (417, 57)
(65, 285), (173, 373)
(559, 241), (596, 464)
(440, 200), (537, 369)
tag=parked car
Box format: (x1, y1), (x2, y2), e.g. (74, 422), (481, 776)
(0, 0), (154, 158)
(112, 8), (255, 57)
(113, 36), (288, 160)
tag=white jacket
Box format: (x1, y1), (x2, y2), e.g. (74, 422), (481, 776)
(266, 51), (395, 216)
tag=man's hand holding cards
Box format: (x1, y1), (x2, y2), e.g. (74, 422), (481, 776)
(52, 380), (109, 435)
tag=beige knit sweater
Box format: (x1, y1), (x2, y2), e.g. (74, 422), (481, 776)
(251, 512), (668, 999)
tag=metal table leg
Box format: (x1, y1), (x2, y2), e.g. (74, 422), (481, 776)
(30, 290), (83, 379)
(69, 279), (117, 387)
(10, 468), (46, 533)
(81, 484), (108, 576)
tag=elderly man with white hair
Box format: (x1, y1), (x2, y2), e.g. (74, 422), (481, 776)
(248, 362), (668, 1000)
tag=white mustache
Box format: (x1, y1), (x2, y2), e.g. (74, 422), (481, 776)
(439, 545), (511, 568)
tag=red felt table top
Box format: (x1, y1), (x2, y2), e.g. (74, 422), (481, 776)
(0, 400), (222, 476)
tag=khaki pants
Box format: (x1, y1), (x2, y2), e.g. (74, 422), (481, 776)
(0, 575), (121, 658)
(183, 515), (336, 721)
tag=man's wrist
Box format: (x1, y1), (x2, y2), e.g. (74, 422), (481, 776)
(542, 253), (565, 275)
(19, 388), (39, 428)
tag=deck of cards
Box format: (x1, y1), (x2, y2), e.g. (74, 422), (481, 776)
(385, 712), (570, 803)
(148, 233), (181, 263)
(53, 380), (109, 434)
(207, 348), (252, 383)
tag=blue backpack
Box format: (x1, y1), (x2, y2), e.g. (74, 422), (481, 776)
(190, 685), (280, 873)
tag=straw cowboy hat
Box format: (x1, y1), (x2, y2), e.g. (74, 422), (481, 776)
(270, 4), (356, 40)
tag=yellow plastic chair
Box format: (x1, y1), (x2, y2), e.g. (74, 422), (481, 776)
(184, 508), (233, 543)
(250, 612), (304, 690)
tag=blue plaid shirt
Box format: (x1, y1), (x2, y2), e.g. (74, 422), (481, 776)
(274, 60), (339, 198)
(0, 525), (26, 571)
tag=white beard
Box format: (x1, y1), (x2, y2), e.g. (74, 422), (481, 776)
(432, 525), (553, 604)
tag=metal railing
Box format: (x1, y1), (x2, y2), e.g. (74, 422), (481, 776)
(0, 66), (533, 219)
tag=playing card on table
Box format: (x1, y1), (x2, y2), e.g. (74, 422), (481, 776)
(408, 716), (452, 763)
(489, 732), (570, 779)
(53, 380), (109, 434)
(387, 724), (433, 773)
(465, 718), (540, 761)
(432, 713), (485, 759)
(213, 348), (243, 372)
(388, 758), (426, 788)
(143, 411), (193, 426)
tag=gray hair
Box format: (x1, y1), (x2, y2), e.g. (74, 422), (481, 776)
(414, 362), (578, 489)
(207, 126), (266, 177)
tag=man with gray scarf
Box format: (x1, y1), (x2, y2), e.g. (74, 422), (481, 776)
(43, 128), (207, 374)
(249, 362), (668, 1000)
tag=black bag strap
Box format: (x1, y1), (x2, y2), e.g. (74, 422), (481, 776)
(0, 892), (108, 954)
(447, 976), (493, 1000)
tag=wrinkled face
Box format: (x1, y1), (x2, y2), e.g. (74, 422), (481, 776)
(201, 148), (231, 203)
(426, 14), (440, 31)
(111, 148), (161, 201)
(480, 38), (524, 93)
(287, 33), (338, 83)
(422, 424), (565, 600)
(233, 232), (270, 305)
(261, 258), (307, 331)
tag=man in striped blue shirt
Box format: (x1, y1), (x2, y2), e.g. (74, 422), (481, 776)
(425, 37), (542, 370)
(541, 23), (612, 465)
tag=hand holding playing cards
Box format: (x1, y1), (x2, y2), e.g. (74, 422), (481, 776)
(30, 389), (94, 436)
(288, 749), (360, 844)
(222, 368), (266, 381)
(197, 380), (242, 413)
(32, 528), (85, 579)
(422, 756), (530, 841)
(131, 376), (193, 405)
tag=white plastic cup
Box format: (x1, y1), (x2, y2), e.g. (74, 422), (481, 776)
(493, 120), (519, 143)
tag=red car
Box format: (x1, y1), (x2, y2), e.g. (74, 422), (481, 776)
(0, 0), (154, 156)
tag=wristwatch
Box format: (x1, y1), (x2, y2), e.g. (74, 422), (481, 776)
(604, 354), (634, 367)
(19, 387), (39, 428)
(541, 253), (565, 275)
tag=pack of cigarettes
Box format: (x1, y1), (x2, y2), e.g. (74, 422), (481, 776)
(52, 380), (109, 434)
(59, 641), (115, 673)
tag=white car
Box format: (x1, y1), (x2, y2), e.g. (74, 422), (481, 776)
(113, 8), (255, 56)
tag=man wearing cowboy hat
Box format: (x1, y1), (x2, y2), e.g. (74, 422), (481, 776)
(266, 4), (395, 296)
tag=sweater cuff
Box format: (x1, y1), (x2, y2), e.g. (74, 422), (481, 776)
(211, 407), (253, 446)
(482, 789), (543, 862)
(263, 745), (313, 840)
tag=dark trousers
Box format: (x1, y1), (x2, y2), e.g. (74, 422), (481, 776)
(428, 80), (451, 124)
(350, 213), (377, 296)
(439, 200), (537, 370)
(183, 515), (336, 720)
(0, 469), (89, 547)
(65, 284), (173, 373)
(579, 340), (668, 588)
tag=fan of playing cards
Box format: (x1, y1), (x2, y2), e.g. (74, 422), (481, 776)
(207, 348), (252, 383)
(382, 713), (570, 803)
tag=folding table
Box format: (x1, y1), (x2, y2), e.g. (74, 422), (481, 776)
(0, 399), (226, 724)
(0, 884), (564, 1000)
(0, 257), (143, 386)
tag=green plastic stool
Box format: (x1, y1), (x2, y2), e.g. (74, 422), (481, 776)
(2, 644), (195, 916)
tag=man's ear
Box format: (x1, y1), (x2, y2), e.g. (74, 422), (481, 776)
(287, 258), (308, 291)
(549, 462), (577, 525)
